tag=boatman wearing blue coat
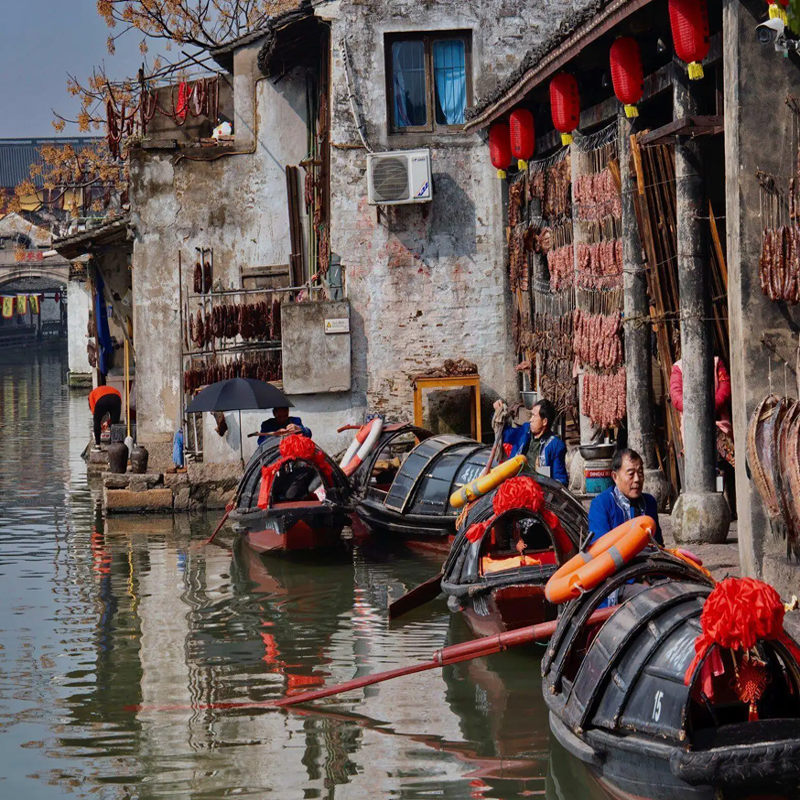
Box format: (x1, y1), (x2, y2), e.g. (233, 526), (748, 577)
(588, 448), (663, 545)
(494, 398), (569, 485)
(257, 406), (312, 446)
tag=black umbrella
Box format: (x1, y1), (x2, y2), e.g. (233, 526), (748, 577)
(186, 378), (293, 463)
(186, 378), (292, 413)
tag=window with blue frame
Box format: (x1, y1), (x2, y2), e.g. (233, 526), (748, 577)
(386, 32), (471, 133)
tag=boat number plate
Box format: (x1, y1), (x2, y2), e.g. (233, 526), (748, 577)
(652, 690), (663, 722)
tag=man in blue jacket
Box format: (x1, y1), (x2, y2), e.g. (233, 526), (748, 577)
(257, 406), (312, 446)
(588, 448), (663, 545)
(494, 398), (568, 485)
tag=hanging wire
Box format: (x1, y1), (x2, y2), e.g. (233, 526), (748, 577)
(528, 146), (569, 174)
(574, 121), (618, 153)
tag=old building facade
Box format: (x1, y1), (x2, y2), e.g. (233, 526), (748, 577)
(128, 0), (566, 469)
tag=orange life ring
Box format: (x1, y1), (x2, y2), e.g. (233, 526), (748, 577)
(544, 516), (656, 605)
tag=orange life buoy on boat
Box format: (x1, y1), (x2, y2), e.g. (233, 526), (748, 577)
(340, 418), (383, 476)
(544, 516), (655, 605)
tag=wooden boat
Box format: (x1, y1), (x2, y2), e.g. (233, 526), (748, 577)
(349, 424), (492, 549)
(229, 437), (352, 553)
(440, 478), (583, 637)
(543, 550), (800, 800)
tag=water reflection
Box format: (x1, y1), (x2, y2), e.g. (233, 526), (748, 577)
(0, 349), (611, 799)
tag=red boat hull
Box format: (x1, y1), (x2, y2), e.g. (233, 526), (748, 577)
(461, 583), (556, 638)
(232, 500), (348, 554)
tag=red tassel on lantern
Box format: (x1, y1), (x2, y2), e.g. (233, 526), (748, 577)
(550, 74), (580, 146)
(610, 37), (644, 119)
(669, 0), (710, 80)
(489, 123), (512, 179)
(509, 109), (535, 171)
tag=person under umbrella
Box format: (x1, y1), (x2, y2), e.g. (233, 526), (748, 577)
(256, 407), (311, 446)
(185, 377), (294, 464)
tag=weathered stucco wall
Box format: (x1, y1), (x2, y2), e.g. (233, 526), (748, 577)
(131, 44), (362, 467)
(724, 0), (800, 589)
(325, 0), (552, 429)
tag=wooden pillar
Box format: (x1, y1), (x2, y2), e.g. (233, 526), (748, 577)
(671, 60), (729, 542)
(674, 68), (716, 493)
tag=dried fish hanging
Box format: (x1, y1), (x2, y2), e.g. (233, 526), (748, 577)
(526, 146), (577, 419)
(573, 124), (626, 428)
(507, 173), (534, 353)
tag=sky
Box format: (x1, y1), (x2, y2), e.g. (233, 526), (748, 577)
(0, 2), (166, 139)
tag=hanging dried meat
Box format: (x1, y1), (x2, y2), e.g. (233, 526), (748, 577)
(582, 368), (627, 428)
(573, 167), (622, 221)
(573, 310), (623, 370)
(759, 226), (800, 304)
(547, 244), (574, 291)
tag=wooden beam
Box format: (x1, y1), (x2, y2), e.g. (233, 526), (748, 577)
(639, 115), (724, 146)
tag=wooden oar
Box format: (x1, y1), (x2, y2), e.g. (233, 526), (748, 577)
(125, 606), (616, 714)
(388, 572), (444, 620)
(388, 406), (510, 621)
(205, 505), (233, 545)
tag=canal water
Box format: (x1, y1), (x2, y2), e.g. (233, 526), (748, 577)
(0, 349), (607, 799)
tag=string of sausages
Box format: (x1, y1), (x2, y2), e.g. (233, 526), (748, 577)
(759, 226), (800, 304)
(573, 310), (623, 371)
(576, 240), (623, 289)
(193, 260), (213, 294)
(573, 168), (622, 221)
(186, 300), (281, 349)
(582, 368), (627, 429)
(183, 351), (282, 394)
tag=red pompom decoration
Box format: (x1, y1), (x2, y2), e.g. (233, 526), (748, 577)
(280, 434), (316, 461)
(669, 0), (710, 80)
(493, 476), (545, 517)
(550, 74), (580, 146)
(509, 108), (535, 170)
(684, 577), (800, 684)
(609, 38), (643, 119)
(489, 122), (512, 179)
(258, 436), (333, 509)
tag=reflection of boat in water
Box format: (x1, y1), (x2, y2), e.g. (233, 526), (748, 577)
(440, 478), (584, 637)
(543, 549), (800, 800)
(229, 437), (352, 553)
(349, 424), (492, 549)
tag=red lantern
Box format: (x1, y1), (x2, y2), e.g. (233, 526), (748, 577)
(509, 109), (535, 170)
(550, 74), (580, 146)
(609, 38), (643, 119)
(488, 122), (512, 179)
(668, 0), (710, 80)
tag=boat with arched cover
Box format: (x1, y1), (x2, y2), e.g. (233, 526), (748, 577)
(229, 437), (352, 553)
(440, 479), (583, 637)
(543, 550), (800, 799)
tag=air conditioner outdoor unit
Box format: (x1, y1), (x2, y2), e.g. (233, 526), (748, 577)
(366, 148), (432, 205)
